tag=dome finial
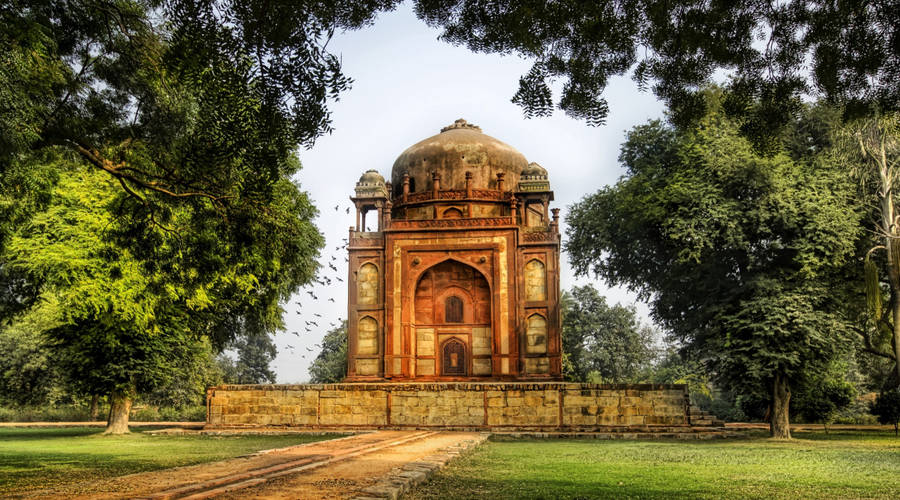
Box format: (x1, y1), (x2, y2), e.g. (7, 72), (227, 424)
(441, 118), (482, 133)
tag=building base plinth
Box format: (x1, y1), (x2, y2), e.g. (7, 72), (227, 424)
(206, 382), (694, 431)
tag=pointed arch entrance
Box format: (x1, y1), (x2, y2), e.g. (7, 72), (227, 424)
(413, 259), (492, 378)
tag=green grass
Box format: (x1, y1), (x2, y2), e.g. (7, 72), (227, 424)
(0, 427), (338, 494)
(408, 431), (900, 499)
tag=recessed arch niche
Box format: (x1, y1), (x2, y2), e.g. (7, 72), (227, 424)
(524, 259), (547, 301)
(357, 263), (379, 305)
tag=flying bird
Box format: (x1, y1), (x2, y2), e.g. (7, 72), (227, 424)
(328, 298), (335, 302)
(291, 331), (299, 336)
(313, 313), (322, 318)
(345, 207), (350, 214)
(336, 277), (343, 282)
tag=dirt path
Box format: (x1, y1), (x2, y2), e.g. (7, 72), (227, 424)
(18, 430), (481, 500)
(217, 432), (482, 500)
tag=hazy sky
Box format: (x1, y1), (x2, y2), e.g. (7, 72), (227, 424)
(273, 4), (666, 382)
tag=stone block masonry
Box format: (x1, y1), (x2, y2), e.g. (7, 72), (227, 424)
(207, 383), (690, 431)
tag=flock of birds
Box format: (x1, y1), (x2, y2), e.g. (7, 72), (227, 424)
(282, 203), (354, 359)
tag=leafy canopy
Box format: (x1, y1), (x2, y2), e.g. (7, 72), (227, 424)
(416, 0), (899, 144)
(566, 90), (864, 396)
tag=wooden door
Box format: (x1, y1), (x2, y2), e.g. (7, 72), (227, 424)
(441, 339), (466, 376)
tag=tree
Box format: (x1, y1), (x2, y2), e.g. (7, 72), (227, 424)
(219, 333), (278, 385)
(309, 321), (348, 384)
(566, 91), (864, 438)
(846, 114), (900, 383)
(3, 159), (320, 433)
(871, 387), (900, 436)
(561, 285), (655, 383)
(416, 0), (899, 143)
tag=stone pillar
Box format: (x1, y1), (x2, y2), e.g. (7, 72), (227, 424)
(432, 171), (441, 198)
(543, 198), (549, 223)
(510, 197), (518, 225)
(376, 205), (383, 231)
(551, 208), (560, 232)
(402, 173), (410, 202)
(355, 207), (361, 231)
(384, 200), (393, 228)
(465, 171), (473, 198)
(497, 172), (505, 192)
(361, 209), (367, 232)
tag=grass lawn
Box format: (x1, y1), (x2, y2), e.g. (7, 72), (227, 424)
(0, 426), (338, 494)
(408, 431), (900, 499)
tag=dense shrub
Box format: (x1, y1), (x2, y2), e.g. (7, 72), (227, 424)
(871, 388), (900, 435)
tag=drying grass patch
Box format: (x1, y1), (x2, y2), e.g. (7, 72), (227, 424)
(408, 431), (900, 499)
(0, 427), (338, 494)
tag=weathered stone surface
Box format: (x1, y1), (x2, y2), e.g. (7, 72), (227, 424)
(207, 382), (688, 430)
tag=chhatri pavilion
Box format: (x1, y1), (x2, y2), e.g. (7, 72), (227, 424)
(345, 119), (562, 381)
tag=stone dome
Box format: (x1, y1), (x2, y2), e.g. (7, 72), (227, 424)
(391, 119), (529, 195)
(355, 169), (388, 198)
(522, 162), (548, 178)
(358, 169), (385, 185)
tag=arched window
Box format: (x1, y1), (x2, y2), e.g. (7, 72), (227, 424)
(445, 296), (463, 323)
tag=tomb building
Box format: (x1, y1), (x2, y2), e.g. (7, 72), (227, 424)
(346, 119), (562, 381)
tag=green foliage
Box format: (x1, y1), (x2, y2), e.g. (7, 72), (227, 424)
(793, 379), (856, 428)
(0, 299), (65, 406)
(309, 321), (347, 383)
(566, 91), (864, 418)
(561, 285), (655, 383)
(2, 159), (319, 410)
(218, 333), (278, 385)
(415, 1), (899, 142)
(871, 388), (900, 434)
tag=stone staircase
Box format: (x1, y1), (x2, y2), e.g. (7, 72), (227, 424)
(689, 406), (724, 427)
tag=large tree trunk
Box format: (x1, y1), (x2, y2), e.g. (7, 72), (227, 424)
(104, 391), (132, 435)
(770, 374), (791, 439)
(89, 394), (100, 421)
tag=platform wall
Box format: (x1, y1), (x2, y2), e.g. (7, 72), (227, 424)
(206, 383), (689, 430)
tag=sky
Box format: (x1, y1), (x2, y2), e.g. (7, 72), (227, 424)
(273, 4), (666, 382)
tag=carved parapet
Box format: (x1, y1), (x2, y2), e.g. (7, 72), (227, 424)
(399, 189), (507, 205)
(522, 229), (558, 243)
(389, 217), (514, 229)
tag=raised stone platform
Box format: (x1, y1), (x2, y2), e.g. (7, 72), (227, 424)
(206, 382), (691, 431)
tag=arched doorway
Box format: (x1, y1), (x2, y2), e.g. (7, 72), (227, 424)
(413, 259), (492, 378)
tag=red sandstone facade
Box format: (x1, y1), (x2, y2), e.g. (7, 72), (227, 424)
(345, 119), (562, 381)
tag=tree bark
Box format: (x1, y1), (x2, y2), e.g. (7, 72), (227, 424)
(770, 374), (791, 439)
(89, 394), (100, 421)
(104, 391), (132, 435)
